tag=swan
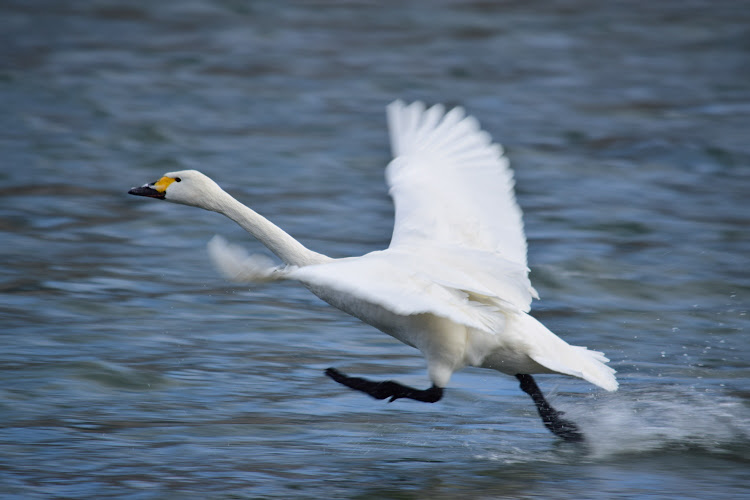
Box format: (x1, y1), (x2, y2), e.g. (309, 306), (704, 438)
(128, 100), (617, 441)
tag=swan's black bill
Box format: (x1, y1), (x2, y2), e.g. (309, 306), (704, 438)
(128, 185), (165, 199)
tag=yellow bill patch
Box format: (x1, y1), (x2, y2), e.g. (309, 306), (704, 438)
(153, 176), (177, 193)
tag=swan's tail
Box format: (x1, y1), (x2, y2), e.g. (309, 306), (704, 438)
(520, 313), (618, 391)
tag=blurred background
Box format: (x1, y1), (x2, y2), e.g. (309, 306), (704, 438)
(1, 0), (748, 498)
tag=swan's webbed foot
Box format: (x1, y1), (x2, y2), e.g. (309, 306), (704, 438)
(516, 374), (584, 442)
(326, 367), (443, 403)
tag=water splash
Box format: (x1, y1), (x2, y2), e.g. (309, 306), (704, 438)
(572, 384), (750, 461)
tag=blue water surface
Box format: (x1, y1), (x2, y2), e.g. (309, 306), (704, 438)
(1, 1), (748, 498)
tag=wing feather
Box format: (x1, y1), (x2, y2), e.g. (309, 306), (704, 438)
(385, 100), (535, 312)
(288, 251), (509, 334)
(386, 100), (528, 269)
(207, 236), (290, 283)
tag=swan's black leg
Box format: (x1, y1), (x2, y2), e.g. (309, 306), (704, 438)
(326, 367), (443, 403)
(516, 374), (584, 442)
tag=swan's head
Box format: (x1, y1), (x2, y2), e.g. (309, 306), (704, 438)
(128, 169), (226, 211)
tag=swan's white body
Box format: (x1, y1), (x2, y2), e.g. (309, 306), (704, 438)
(133, 101), (617, 393)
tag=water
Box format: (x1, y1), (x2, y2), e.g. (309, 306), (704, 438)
(1, 0), (748, 498)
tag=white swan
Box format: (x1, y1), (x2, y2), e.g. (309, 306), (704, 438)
(129, 100), (617, 441)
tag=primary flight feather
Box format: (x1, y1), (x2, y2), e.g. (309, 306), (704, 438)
(130, 100), (617, 441)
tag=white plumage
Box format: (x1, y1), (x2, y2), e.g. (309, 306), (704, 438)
(130, 101), (617, 440)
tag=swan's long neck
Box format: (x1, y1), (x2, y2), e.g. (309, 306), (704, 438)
(208, 191), (331, 267)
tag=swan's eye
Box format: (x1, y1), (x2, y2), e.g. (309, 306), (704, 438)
(174, 177), (182, 182)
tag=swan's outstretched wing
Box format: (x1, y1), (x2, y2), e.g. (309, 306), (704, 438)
(386, 101), (536, 311)
(387, 101), (527, 264)
(288, 250), (509, 334)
